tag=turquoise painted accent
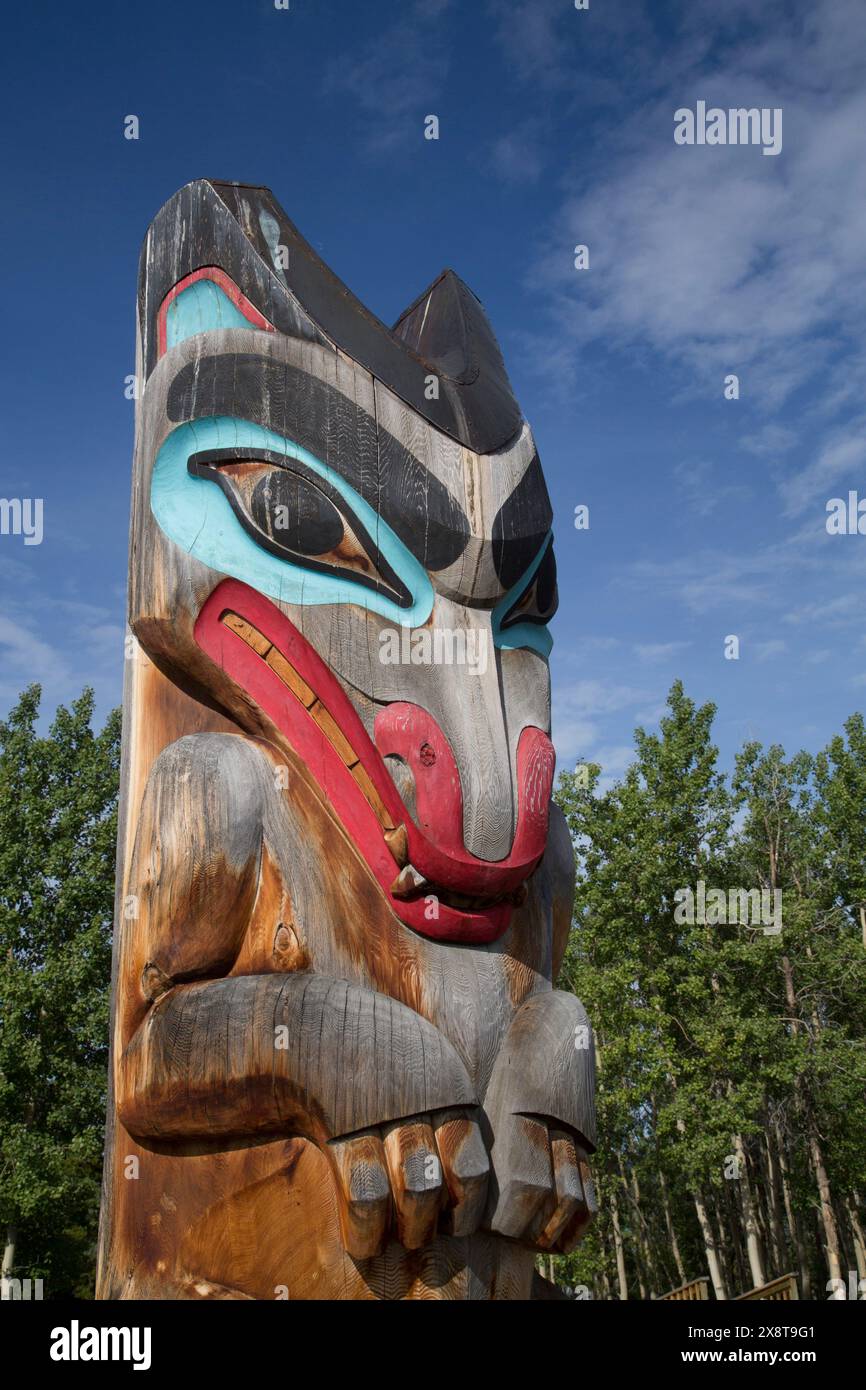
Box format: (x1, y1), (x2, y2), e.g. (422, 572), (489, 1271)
(492, 532), (554, 658)
(165, 280), (254, 349)
(151, 417), (434, 626)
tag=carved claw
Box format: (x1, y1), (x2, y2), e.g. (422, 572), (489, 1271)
(484, 1113), (596, 1254)
(327, 1105), (490, 1259)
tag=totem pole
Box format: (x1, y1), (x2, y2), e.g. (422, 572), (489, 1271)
(96, 179), (596, 1300)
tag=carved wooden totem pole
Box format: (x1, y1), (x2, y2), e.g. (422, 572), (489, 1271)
(96, 180), (596, 1300)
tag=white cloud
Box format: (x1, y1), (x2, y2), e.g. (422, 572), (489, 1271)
(488, 0), (576, 89)
(0, 594), (123, 727)
(753, 638), (787, 663)
(673, 458), (750, 517)
(524, 0), (866, 413)
(551, 674), (651, 772)
(740, 423), (797, 458)
(781, 425), (866, 517)
(634, 641), (690, 663)
(0, 614), (71, 692)
(783, 591), (861, 628)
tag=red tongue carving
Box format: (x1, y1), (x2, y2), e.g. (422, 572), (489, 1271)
(374, 702), (555, 891)
(194, 579), (555, 933)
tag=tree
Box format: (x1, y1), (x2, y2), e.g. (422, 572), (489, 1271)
(554, 682), (866, 1300)
(0, 685), (120, 1297)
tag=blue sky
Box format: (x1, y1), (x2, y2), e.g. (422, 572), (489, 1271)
(1, 0), (864, 785)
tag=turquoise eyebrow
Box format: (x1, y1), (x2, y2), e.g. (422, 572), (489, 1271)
(150, 417), (435, 626)
(491, 533), (554, 659)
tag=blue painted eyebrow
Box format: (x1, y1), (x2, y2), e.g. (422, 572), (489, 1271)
(491, 533), (554, 659)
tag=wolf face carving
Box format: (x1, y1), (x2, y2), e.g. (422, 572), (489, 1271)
(96, 179), (596, 1301)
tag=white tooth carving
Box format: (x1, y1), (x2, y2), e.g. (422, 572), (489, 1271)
(389, 864), (428, 898)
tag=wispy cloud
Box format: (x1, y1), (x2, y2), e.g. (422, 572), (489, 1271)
(780, 424), (866, 518)
(488, 0), (575, 90)
(552, 674), (652, 775)
(673, 458), (750, 518)
(782, 591), (861, 628)
(753, 638), (788, 663)
(524, 0), (866, 413)
(635, 641), (691, 663)
(487, 118), (547, 185)
(0, 615), (71, 695)
(0, 594), (122, 726)
(739, 423), (797, 459)
(323, 0), (454, 155)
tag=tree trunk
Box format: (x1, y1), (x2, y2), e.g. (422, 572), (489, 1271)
(808, 1123), (843, 1284)
(2, 1226), (16, 1279)
(610, 1185), (629, 1300)
(718, 1167), (746, 1294)
(672, 1076), (727, 1299)
(660, 1169), (687, 1284)
(846, 1195), (866, 1282)
(774, 1117), (811, 1297)
(762, 1120), (787, 1274)
(734, 1132), (766, 1288)
(693, 1190), (727, 1300)
(780, 950), (842, 1285)
(625, 1161), (661, 1295)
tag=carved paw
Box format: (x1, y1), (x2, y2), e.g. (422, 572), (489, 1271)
(326, 1106), (489, 1259)
(485, 1115), (596, 1254)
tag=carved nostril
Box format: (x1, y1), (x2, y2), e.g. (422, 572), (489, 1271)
(419, 742), (436, 767)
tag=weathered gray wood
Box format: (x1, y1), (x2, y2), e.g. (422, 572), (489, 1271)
(97, 178), (595, 1302)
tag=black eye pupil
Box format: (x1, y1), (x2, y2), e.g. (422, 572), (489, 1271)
(250, 473), (344, 556)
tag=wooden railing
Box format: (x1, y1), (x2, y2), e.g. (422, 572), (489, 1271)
(735, 1273), (799, 1301)
(659, 1277), (710, 1301)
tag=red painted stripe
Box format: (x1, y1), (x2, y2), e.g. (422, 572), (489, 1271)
(156, 266), (275, 358)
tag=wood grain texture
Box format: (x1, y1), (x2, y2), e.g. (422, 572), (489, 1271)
(97, 180), (596, 1301)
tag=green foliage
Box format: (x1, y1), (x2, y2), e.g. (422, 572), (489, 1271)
(0, 685), (120, 1297)
(1, 675), (864, 1301)
(554, 682), (866, 1299)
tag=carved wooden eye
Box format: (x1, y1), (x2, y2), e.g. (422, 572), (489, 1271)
(500, 542), (558, 631)
(215, 460), (377, 581)
(187, 447), (412, 607)
(250, 469), (346, 556)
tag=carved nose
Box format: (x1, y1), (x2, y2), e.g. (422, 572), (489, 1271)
(375, 704), (468, 855)
(374, 694), (533, 863)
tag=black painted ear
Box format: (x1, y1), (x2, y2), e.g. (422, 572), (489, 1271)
(392, 267), (521, 419)
(140, 178), (524, 455)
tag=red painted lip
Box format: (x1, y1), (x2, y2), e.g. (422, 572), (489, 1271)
(194, 580), (555, 944)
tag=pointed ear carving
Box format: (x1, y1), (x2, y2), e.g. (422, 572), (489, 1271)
(392, 269), (496, 388)
(140, 179), (523, 454)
